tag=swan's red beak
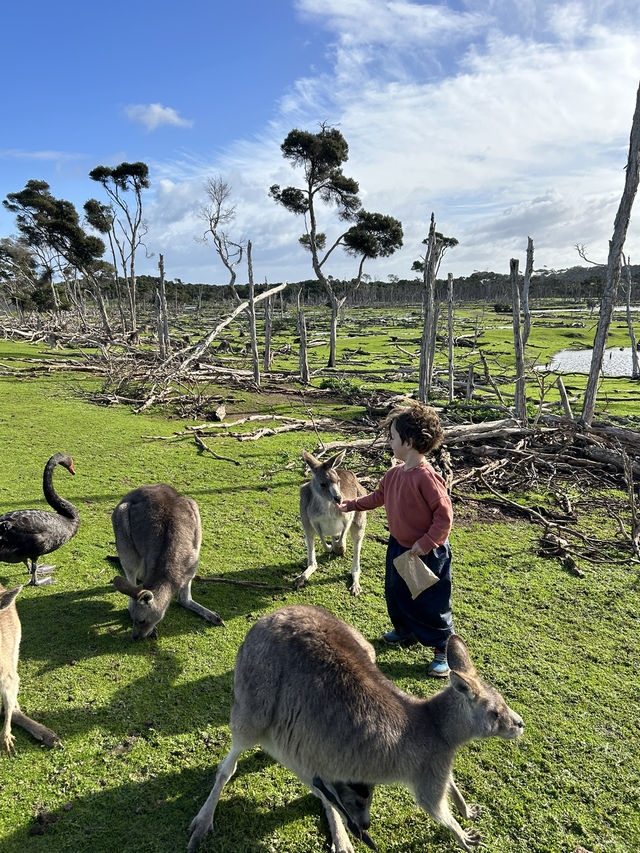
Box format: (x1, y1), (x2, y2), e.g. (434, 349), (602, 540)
(69, 464), (76, 475)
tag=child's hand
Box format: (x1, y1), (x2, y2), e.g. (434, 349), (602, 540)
(337, 502), (351, 513)
(410, 542), (426, 556)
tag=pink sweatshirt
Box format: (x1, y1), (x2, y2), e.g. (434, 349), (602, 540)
(343, 461), (452, 553)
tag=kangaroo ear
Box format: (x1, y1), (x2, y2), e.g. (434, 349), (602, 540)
(302, 449), (321, 470)
(137, 589), (154, 605)
(324, 450), (346, 470)
(446, 634), (477, 677)
(0, 585), (23, 611)
(449, 670), (481, 701)
(112, 575), (142, 598)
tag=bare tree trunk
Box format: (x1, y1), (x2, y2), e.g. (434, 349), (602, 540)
(83, 269), (112, 338)
(623, 255), (639, 379)
(447, 272), (455, 403)
(510, 258), (528, 423)
(556, 376), (574, 419)
(263, 294), (272, 371)
(196, 284), (204, 319)
(419, 214), (438, 401)
(328, 295), (343, 367)
(298, 309), (310, 385)
(465, 364), (474, 401)
(522, 236), (533, 346)
(247, 240), (260, 386)
(582, 81), (640, 425)
(157, 254), (170, 358)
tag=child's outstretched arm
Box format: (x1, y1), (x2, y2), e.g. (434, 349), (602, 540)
(338, 478), (386, 513)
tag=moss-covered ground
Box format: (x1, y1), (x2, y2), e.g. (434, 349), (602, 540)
(0, 302), (639, 853)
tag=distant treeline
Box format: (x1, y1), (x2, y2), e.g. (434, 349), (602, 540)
(133, 264), (640, 310)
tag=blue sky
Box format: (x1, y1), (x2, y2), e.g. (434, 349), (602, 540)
(2, 0), (640, 285)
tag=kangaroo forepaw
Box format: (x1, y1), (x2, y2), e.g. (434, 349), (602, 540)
(1, 733), (16, 755)
(349, 580), (361, 596)
(462, 828), (484, 849)
(466, 803), (484, 821)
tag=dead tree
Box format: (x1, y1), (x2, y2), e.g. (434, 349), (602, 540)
(582, 81), (640, 425)
(522, 237), (534, 346)
(200, 177), (244, 303)
(447, 272), (455, 403)
(156, 254), (170, 359)
(297, 288), (310, 385)
(415, 213), (457, 401)
(510, 258), (528, 423)
(623, 254), (639, 379)
(263, 291), (273, 372)
(247, 240), (260, 385)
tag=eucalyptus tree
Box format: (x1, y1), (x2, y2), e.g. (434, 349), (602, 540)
(270, 125), (403, 366)
(3, 180), (112, 335)
(0, 237), (38, 316)
(200, 176), (244, 303)
(87, 161), (149, 337)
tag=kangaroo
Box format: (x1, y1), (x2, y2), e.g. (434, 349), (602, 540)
(0, 584), (61, 754)
(298, 450), (367, 595)
(111, 484), (224, 640)
(188, 605), (524, 853)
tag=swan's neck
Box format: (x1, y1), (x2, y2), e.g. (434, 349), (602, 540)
(43, 459), (79, 519)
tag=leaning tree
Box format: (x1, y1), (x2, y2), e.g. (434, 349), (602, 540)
(270, 125), (403, 366)
(3, 180), (112, 335)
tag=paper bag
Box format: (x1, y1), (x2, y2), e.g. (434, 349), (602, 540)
(393, 550), (439, 599)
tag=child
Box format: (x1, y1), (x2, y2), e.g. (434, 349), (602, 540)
(338, 400), (454, 677)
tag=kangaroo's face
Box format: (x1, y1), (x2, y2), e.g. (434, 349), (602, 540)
(127, 591), (162, 640)
(313, 465), (344, 505)
(471, 682), (524, 740)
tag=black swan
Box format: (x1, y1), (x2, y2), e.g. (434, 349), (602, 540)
(0, 453), (80, 586)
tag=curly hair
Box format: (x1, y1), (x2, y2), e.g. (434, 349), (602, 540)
(382, 399), (444, 455)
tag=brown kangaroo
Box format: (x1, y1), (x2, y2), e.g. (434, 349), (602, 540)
(0, 584), (61, 753)
(111, 484), (224, 640)
(298, 450), (367, 595)
(188, 605), (524, 853)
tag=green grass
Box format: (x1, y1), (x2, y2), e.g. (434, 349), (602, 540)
(0, 306), (639, 853)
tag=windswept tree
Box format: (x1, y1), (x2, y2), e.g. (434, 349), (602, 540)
(199, 177), (244, 303)
(270, 125), (403, 366)
(3, 180), (112, 334)
(0, 237), (39, 315)
(87, 161), (149, 337)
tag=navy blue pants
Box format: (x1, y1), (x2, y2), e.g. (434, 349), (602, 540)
(385, 535), (454, 649)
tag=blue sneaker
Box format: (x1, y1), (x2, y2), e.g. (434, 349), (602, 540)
(427, 649), (450, 678)
(381, 629), (417, 646)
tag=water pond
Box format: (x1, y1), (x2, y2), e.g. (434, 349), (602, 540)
(543, 347), (639, 376)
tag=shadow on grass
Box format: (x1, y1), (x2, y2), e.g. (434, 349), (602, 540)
(2, 757), (327, 853)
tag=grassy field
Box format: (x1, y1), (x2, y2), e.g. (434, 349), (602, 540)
(0, 303), (639, 853)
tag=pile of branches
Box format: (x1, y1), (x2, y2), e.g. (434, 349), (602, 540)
(305, 413), (640, 576)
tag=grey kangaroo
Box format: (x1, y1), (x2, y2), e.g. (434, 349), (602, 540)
(188, 605), (524, 853)
(298, 450), (367, 595)
(0, 584), (61, 753)
(111, 484), (224, 640)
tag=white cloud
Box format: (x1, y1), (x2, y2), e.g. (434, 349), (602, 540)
(124, 103), (194, 131)
(0, 149), (84, 162)
(139, 1), (640, 284)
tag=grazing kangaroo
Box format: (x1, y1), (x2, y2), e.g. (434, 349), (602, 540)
(0, 584), (61, 754)
(298, 450), (367, 595)
(188, 605), (524, 853)
(111, 484), (224, 640)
